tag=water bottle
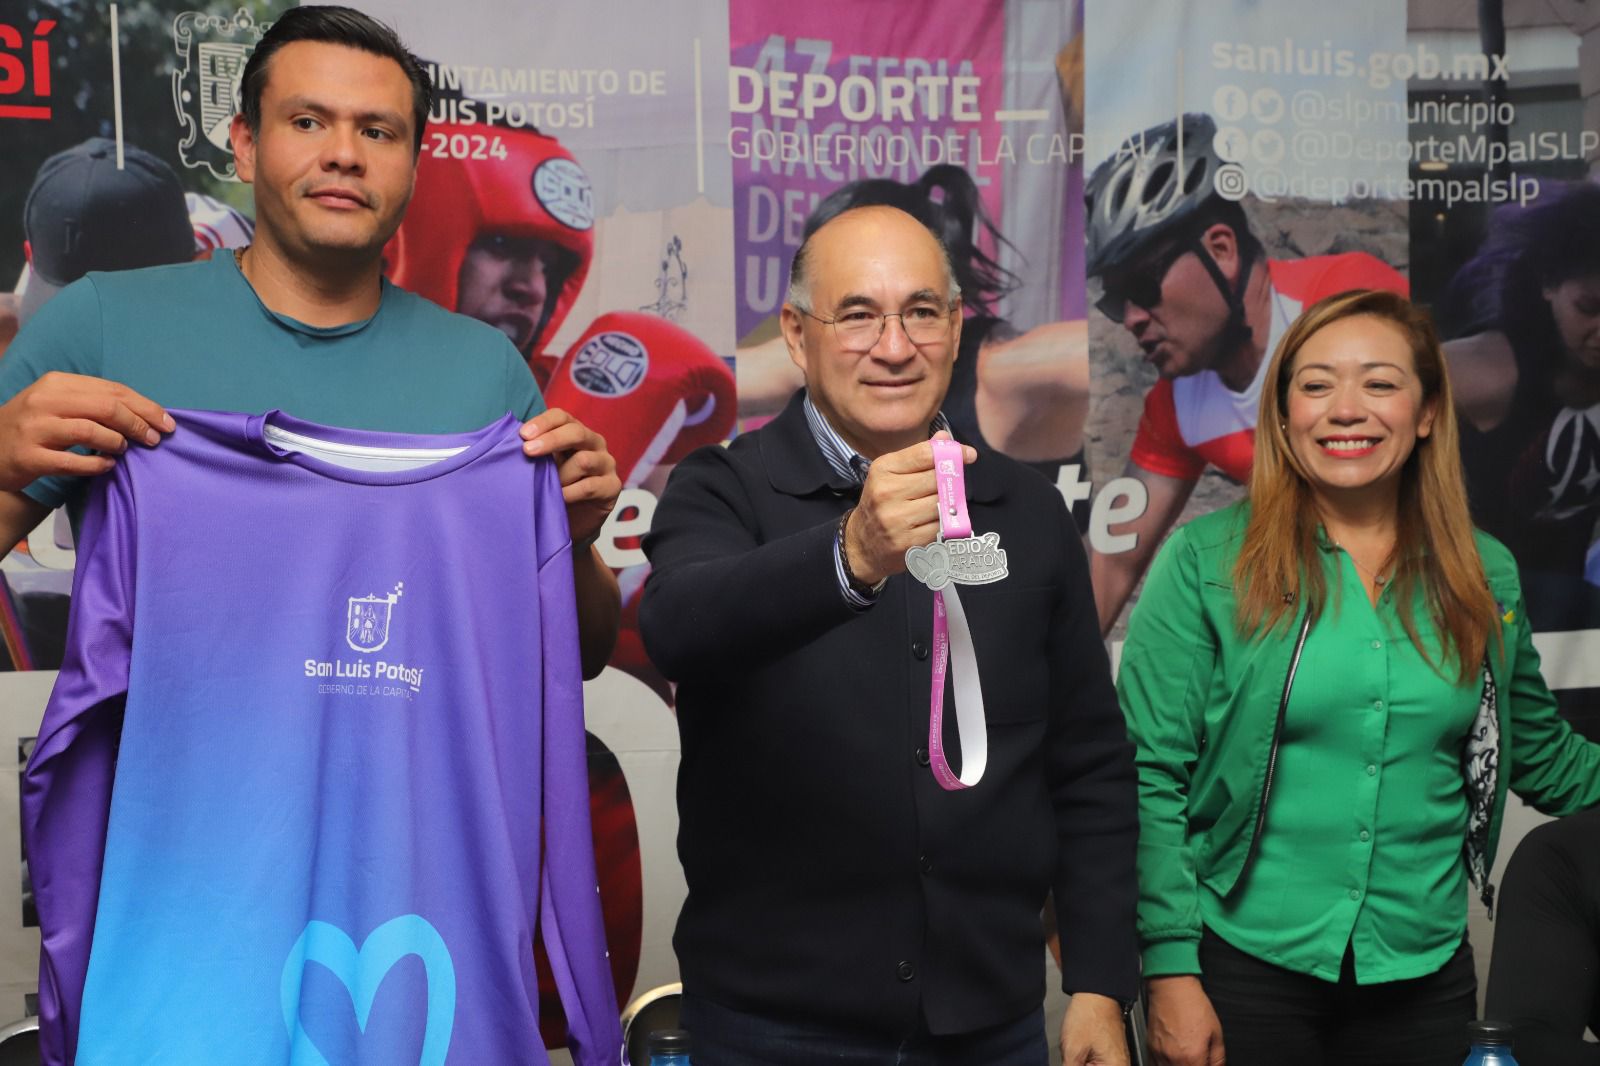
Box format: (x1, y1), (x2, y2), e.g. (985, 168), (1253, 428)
(646, 1028), (692, 1066)
(1463, 1020), (1520, 1066)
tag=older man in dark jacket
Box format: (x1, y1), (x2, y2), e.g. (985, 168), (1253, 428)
(640, 205), (1137, 1065)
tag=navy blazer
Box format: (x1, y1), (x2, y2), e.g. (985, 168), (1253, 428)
(640, 390), (1138, 1036)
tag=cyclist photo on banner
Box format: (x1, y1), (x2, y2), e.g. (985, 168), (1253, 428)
(1083, 0), (1410, 636)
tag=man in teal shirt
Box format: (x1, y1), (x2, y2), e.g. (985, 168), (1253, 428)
(0, 5), (621, 673)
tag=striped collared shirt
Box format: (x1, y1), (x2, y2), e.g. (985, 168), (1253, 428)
(802, 393), (951, 609)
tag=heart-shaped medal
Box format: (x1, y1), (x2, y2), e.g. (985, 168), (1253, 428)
(904, 541), (951, 590)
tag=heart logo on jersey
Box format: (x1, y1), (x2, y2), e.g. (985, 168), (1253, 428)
(905, 542), (952, 590)
(280, 914), (456, 1066)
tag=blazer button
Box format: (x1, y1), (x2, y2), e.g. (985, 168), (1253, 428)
(911, 639), (929, 660)
(896, 961), (916, 982)
(915, 747), (930, 767)
(919, 854), (933, 875)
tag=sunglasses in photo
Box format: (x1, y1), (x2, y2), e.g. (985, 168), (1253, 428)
(1095, 243), (1193, 324)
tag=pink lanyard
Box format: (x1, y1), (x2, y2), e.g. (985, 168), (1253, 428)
(909, 438), (996, 791)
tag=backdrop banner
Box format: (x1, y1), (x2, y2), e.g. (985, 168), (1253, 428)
(1, 0), (1597, 1050)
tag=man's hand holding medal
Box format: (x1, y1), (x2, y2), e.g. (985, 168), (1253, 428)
(841, 431), (980, 585)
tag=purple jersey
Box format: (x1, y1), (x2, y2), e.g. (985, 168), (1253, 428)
(22, 409), (620, 1065)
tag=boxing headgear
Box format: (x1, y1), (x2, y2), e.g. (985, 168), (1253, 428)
(544, 311), (736, 488)
(386, 124), (595, 352)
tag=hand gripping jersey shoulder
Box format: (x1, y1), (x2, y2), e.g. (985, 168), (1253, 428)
(22, 410), (621, 1066)
(1129, 253), (1409, 483)
(386, 124), (595, 351)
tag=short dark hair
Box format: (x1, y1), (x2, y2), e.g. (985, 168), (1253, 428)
(239, 5), (433, 154)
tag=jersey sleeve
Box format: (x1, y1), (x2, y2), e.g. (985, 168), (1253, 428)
(1319, 253), (1408, 298)
(20, 459), (135, 1066)
(531, 461), (622, 1066)
(1279, 252), (1409, 302)
(1129, 380), (1207, 481)
(0, 277), (107, 511)
(506, 340), (547, 422)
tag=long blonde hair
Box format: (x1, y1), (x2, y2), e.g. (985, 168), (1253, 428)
(1233, 289), (1497, 681)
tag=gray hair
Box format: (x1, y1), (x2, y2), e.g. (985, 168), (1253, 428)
(785, 208), (962, 313)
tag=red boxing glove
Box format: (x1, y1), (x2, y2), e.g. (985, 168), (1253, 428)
(543, 311), (735, 487)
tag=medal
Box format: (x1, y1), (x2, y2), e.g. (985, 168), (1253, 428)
(903, 532), (1009, 591)
(903, 438), (998, 791)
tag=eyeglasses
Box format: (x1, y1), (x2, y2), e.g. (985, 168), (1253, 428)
(799, 303), (958, 353)
(1095, 244), (1191, 324)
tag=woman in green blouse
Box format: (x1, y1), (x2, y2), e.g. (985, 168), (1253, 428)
(1118, 289), (1600, 1066)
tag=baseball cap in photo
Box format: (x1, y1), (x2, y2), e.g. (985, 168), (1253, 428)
(23, 138), (193, 287)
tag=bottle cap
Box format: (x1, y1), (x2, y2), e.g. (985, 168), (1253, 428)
(647, 1028), (692, 1052)
(1468, 1019), (1514, 1046)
